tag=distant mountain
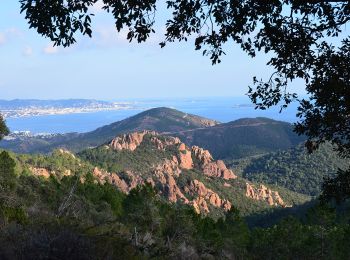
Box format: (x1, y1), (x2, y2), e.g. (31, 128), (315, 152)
(0, 107), (219, 153)
(172, 117), (306, 160)
(75, 107), (219, 148)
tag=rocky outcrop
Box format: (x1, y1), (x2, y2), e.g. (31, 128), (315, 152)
(29, 167), (51, 179)
(192, 146), (236, 180)
(57, 148), (76, 158)
(104, 132), (237, 213)
(109, 131), (157, 151)
(152, 160), (231, 213)
(245, 183), (286, 207)
(92, 167), (145, 194)
(163, 174), (189, 203)
(202, 160), (237, 180)
(108, 131), (236, 180)
(178, 143), (193, 170)
(185, 180), (232, 214)
(191, 197), (209, 214)
(150, 135), (181, 150)
(93, 167), (130, 193)
(192, 146), (213, 165)
(153, 158), (189, 203)
(154, 157), (182, 178)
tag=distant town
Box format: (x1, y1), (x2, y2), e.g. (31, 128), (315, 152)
(0, 99), (135, 119)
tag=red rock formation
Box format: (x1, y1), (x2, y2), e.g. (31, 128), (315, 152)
(92, 167), (132, 193)
(185, 180), (232, 213)
(191, 197), (209, 214)
(150, 135), (181, 150)
(191, 146), (213, 165)
(109, 131), (157, 151)
(29, 167), (51, 179)
(152, 159), (188, 203)
(154, 158), (181, 178)
(178, 143), (193, 170)
(95, 132), (236, 214)
(164, 174), (189, 203)
(202, 160), (237, 180)
(245, 183), (286, 207)
(192, 146), (236, 180)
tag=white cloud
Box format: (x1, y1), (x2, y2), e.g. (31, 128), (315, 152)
(23, 46), (33, 56)
(43, 44), (59, 54)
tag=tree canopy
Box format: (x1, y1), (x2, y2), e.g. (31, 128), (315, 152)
(18, 1), (350, 199)
(0, 116), (9, 140)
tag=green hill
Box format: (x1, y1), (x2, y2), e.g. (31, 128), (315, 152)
(233, 143), (349, 196)
(173, 117), (305, 160)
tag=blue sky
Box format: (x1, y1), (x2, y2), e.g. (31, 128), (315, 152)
(0, 0), (306, 100)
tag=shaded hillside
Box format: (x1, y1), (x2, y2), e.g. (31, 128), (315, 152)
(173, 117), (306, 160)
(235, 143), (349, 196)
(0, 107), (218, 153)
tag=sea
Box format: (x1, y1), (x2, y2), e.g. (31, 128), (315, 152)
(4, 97), (300, 134)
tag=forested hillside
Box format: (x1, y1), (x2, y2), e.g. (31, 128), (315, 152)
(0, 147), (349, 259)
(174, 117), (305, 159)
(234, 143), (349, 196)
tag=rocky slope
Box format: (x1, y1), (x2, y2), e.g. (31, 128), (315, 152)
(92, 131), (236, 213)
(76, 131), (307, 215)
